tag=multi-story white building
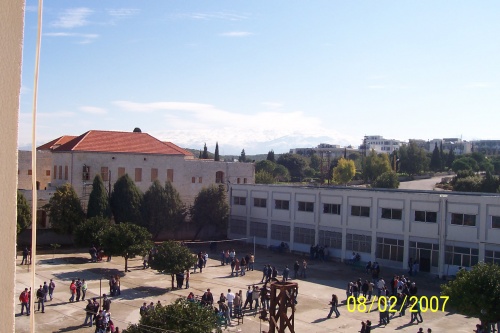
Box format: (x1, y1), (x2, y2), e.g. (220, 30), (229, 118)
(228, 184), (500, 278)
(18, 130), (255, 225)
(360, 135), (403, 155)
(428, 138), (471, 155)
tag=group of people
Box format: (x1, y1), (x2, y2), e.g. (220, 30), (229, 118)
(175, 271), (190, 289)
(309, 244), (330, 261)
(84, 296), (119, 333)
(221, 250), (256, 276)
(89, 245), (107, 263)
(19, 279), (57, 315)
(69, 278), (88, 302)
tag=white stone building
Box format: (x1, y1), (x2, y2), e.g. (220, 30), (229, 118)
(19, 130), (255, 221)
(360, 135), (403, 155)
(228, 184), (500, 278)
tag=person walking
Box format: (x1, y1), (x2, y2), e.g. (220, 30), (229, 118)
(301, 259), (308, 279)
(84, 299), (94, 327)
(81, 279), (88, 301)
(249, 253), (255, 271)
(36, 285), (45, 313)
(21, 247), (29, 265)
(75, 278), (82, 301)
(243, 286), (253, 310)
(185, 270), (190, 289)
(42, 282), (49, 302)
(48, 279), (55, 301)
(327, 294), (340, 318)
(69, 280), (76, 302)
(410, 300), (423, 324)
(226, 289), (235, 318)
(282, 265), (290, 282)
(19, 288), (30, 315)
(293, 261), (300, 279)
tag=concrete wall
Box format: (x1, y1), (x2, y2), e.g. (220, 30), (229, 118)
(0, 1), (25, 331)
(229, 184), (500, 277)
(18, 150), (53, 190)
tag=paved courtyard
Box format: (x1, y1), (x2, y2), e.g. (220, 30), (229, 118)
(16, 246), (475, 333)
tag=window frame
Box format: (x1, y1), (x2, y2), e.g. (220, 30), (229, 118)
(323, 203), (341, 215)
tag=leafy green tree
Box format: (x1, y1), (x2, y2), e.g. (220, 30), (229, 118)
(332, 158), (356, 185)
(47, 183), (85, 234)
(371, 171), (400, 189)
(202, 143), (209, 159)
(190, 185), (229, 240)
(430, 142), (442, 171)
(214, 142), (220, 161)
(74, 217), (111, 247)
(452, 157), (479, 173)
(100, 222), (153, 272)
(310, 154), (322, 172)
(364, 150), (392, 181)
(398, 140), (429, 176)
(277, 153), (308, 181)
(141, 180), (186, 238)
(149, 241), (197, 289)
(255, 160), (276, 174)
(17, 191), (31, 234)
(491, 157), (500, 175)
(238, 149), (247, 162)
(446, 148), (455, 169)
(110, 174), (143, 225)
(273, 164), (290, 182)
(255, 170), (275, 184)
(441, 262), (500, 326)
(453, 176), (482, 192)
(481, 171), (499, 193)
(266, 149), (275, 162)
(87, 175), (111, 219)
(123, 298), (220, 333)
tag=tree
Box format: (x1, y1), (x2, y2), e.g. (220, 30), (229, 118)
(364, 150), (391, 181)
(440, 142), (445, 169)
(17, 191), (31, 234)
(266, 149), (275, 162)
(441, 262), (500, 326)
(430, 142), (441, 171)
(398, 141), (429, 176)
(110, 174), (143, 225)
(446, 148), (455, 169)
(100, 223), (153, 272)
(255, 160), (276, 174)
(238, 149), (247, 162)
(332, 158), (356, 186)
(87, 174), (111, 219)
(123, 298), (220, 333)
(255, 170), (275, 184)
(149, 241), (197, 289)
(141, 180), (186, 239)
(273, 164), (290, 182)
(481, 171), (499, 193)
(74, 217), (111, 247)
(190, 185), (229, 240)
(277, 153), (308, 181)
(47, 183), (85, 234)
(202, 143), (209, 159)
(371, 171), (400, 189)
(310, 154), (321, 172)
(214, 142), (220, 161)
(452, 157), (479, 173)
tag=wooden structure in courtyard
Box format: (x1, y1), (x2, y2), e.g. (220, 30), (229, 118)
(268, 280), (298, 333)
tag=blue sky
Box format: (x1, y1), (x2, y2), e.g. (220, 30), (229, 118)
(20, 1), (500, 155)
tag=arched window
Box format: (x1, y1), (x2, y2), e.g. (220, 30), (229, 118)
(216, 171), (224, 183)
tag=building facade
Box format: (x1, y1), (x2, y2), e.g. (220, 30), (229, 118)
(360, 135), (403, 155)
(228, 184), (500, 277)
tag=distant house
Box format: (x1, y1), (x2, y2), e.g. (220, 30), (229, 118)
(18, 129), (255, 227)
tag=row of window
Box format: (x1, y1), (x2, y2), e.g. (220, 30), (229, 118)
(20, 169), (51, 176)
(230, 220), (497, 267)
(54, 165), (177, 183)
(233, 197), (498, 228)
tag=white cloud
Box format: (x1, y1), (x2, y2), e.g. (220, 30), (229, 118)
(52, 8), (93, 29)
(113, 100), (358, 154)
(80, 106), (108, 115)
(220, 31), (253, 37)
(170, 11), (248, 21)
(262, 102), (284, 109)
(107, 8), (140, 18)
(464, 82), (493, 88)
(44, 32), (99, 44)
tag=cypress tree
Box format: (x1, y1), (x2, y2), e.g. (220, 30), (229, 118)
(87, 174), (111, 219)
(214, 142), (220, 161)
(202, 143), (209, 159)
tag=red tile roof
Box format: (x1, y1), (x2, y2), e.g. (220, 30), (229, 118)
(49, 130), (193, 156)
(37, 136), (77, 151)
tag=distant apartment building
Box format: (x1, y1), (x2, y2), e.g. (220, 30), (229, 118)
(228, 184), (500, 277)
(290, 143), (359, 159)
(18, 129), (255, 227)
(359, 135), (403, 155)
(428, 138), (471, 155)
(470, 140), (500, 155)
